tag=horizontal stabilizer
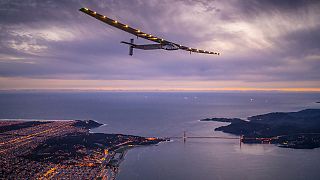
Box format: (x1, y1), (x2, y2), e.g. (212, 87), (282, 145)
(121, 41), (135, 46)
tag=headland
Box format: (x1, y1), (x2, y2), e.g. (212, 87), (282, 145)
(201, 109), (320, 149)
(0, 119), (167, 179)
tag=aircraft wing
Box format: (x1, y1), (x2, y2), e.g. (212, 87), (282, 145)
(79, 8), (220, 55)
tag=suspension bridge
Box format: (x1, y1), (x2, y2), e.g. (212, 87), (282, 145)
(168, 131), (244, 143)
(170, 132), (320, 145)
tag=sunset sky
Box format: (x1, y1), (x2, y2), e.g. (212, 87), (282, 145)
(0, 0), (320, 91)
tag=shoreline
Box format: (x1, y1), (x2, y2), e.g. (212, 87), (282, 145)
(0, 119), (168, 179)
(200, 109), (320, 149)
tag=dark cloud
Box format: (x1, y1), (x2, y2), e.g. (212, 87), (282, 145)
(234, 0), (320, 16)
(280, 26), (320, 54)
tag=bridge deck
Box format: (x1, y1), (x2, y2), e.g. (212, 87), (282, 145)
(169, 136), (239, 139)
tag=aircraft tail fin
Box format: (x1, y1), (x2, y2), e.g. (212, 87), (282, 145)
(121, 39), (135, 56)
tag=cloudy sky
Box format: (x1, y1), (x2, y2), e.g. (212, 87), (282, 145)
(0, 0), (320, 91)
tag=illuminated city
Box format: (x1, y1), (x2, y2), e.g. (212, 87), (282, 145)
(0, 120), (165, 179)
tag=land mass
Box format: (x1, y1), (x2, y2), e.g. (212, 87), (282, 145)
(0, 119), (167, 179)
(201, 109), (320, 149)
(73, 119), (103, 129)
(201, 117), (244, 123)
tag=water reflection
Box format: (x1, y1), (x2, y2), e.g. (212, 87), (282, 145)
(237, 143), (276, 155)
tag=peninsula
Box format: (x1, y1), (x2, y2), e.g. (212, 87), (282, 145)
(201, 109), (320, 149)
(0, 119), (167, 179)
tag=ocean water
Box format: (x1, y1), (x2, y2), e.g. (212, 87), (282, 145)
(1, 91), (320, 180)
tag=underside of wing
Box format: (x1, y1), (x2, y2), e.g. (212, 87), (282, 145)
(178, 45), (220, 55)
(79, 8), (220, 55)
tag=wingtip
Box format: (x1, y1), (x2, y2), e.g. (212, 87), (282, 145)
(79, 7), (89, 11)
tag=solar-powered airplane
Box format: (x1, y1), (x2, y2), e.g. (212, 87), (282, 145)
(79, 8), (220, 56)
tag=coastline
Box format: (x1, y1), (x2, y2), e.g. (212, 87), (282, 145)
(200, 109), (320, 149)
(0, 119), (168, 179)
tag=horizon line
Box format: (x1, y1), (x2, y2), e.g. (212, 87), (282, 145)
(1, 88), (320, 93)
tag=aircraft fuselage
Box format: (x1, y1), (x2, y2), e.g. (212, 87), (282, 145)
(162, 43), (180, 50)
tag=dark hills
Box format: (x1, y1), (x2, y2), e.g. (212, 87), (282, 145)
(73, 120), (103, 129)
(202, 109), (320, 149)
(204, 109), (320, 138)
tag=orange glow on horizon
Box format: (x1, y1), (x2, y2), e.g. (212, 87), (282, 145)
(2, 87), (319, 92)
(0, 77), (320, 92)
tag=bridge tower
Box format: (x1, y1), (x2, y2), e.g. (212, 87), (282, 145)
(240, 135), (244, 147)
(240, 135), (244, 142)
(183, 131), (186, 143)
